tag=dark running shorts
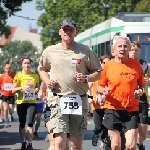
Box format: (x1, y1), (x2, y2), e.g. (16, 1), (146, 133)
(3, 96), (15, 105)
(138, 102), (148, 124)
(103, 109), (139, 132)
(36, 102), (44, 114)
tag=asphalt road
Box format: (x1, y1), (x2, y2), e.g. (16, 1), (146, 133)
(0, 113), (150, 150)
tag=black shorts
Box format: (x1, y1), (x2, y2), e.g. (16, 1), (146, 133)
(3, 96), (15, 105)
(43, 106), (51, 123)
(138, 102), (148, 124)
(0, 95), (3, 100)
(103, 109), (139, 133)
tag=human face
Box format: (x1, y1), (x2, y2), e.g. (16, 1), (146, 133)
(113, 38), (129, 59)
(129, 45), (140, 59)
(22, 59), (31, 71)
(102, 58), (110, 68)
(59, 25), (77, 43)
(102, 58), (110, 64)
(4, 66), (11, 73)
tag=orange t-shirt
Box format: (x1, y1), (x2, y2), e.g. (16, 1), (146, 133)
(92, 80), (104, 110)
(0, 73), (15, 96)
(98, 58), (145, 112)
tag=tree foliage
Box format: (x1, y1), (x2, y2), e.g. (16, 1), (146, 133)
(0, 0), (32, 37)
(37, 0), (141, 49)
(134, 0), (150, 12)
(0, 40), (38, 73)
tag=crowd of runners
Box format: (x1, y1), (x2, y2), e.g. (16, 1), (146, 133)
(0, 19), (149, 150)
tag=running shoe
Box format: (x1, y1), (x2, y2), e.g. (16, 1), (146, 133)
(33, 132), (38, 137)
(138, 143), (146, 150)
(21, 142), (26, 150)
(45, 134), (49, 142)
(92, 133), (99, 146)
(105, 136), (111, 150)
(4, 122), (9, 128)
(27, 143), (33, 150)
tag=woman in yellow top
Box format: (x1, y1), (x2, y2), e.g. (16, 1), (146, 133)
(12, 58), (39, 150)
(89, 55), (111, 149)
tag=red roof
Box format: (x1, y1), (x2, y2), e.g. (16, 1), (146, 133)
(0, 27), (17, 46)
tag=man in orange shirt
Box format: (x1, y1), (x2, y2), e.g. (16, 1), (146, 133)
(0, 64), (15, 128)
(97, 36), (145, 150)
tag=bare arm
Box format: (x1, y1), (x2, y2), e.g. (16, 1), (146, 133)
(12, 83), (22, 93)
(38, 71), (50, 86)
(12, 83), (31, 93)
(38, 80), (47, 99)
(39, 80), (47, 92)
(87, 71), (101, 82)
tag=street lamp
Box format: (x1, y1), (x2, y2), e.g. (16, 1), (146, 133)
(100, 0), (112, 20)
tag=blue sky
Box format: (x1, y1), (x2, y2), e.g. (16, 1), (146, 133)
(7, 0), (44, 33)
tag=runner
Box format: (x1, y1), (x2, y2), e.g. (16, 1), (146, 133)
(12, 58), (39, 150)
(38, 19), (102, 150)
(129, 40), (150, 150)
(97, 36), (145, 150)
(0, 64), (15, 128)
(33, 81), (44, 137)
(89, 55), (111, 149)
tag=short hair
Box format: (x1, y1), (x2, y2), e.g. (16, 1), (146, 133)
(99, 55), (111, 64)
(131, 40), (141, 48)
(112, 36), (131, 47)
(21, 57), (32, 65)
(4, 64), (11, 68)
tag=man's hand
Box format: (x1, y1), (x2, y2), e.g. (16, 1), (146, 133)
(134, 89), (141, 99)
(103, 87), (110, 95)
(46, 79), (57, 89)
(96, 94), (105, 106)
(75, 72), (85, 82)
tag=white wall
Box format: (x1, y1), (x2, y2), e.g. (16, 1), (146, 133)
(11, 26), (42, 53)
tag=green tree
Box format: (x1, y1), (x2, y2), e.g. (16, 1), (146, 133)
(0, 0), (32, 37)
(0, 40), (38, 73)
(134, 0), (150, 12)
(36, 0), (140, 49)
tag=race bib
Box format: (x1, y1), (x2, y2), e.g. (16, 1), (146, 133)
(4, 83), (12, 91)
(23, 88), (35, 100)
(60, 95), (82, 115)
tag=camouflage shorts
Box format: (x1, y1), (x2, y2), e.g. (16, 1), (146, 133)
(48, 95), (88, 139)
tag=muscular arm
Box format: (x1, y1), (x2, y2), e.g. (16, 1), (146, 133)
(38, 71), (50, 86)
(87, 71), (101, 82)
(39, 81), (47, 92)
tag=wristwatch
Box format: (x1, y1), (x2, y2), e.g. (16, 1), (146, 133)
(84, 75), (88, 83)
